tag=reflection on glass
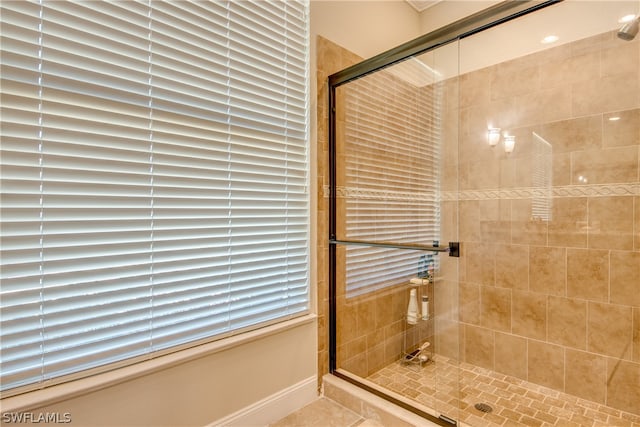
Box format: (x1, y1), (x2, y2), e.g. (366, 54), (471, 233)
(531, 132), (553, 221)
(337, 54), (443, 298)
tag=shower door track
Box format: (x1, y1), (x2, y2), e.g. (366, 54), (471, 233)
(326, 0), (564, 425)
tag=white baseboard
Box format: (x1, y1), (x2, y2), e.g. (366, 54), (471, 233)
(207, 376), (318, 427)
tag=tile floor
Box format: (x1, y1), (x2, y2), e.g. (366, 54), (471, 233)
(269, 397), (384, 427)
(367, 355), (640, 427)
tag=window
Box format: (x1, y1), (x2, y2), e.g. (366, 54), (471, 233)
(0, 0), (309, 395)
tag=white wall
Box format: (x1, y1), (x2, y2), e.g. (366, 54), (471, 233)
(311, 0), (421, 60)
(418, 0), (499, 34)
(2, 318), (317, 427)
(309, 0), (502, 62)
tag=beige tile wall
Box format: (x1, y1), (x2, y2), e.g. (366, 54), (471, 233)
(453, 30), (640, 415)
(318, 28), (640, 417)
(316, 36), (363, 387)
(336, 284), (433, 378)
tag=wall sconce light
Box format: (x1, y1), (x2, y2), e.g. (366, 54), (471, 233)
(487, 127), (501, 147)
(504, 135), (516, 154)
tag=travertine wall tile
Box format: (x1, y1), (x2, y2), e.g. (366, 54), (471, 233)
(435, 318), (460, 361)
(459, 200), (480, 242)
(610, 251), (640, 307)
(601, 40), (640, 78)
(480, 285), (512, 333)
(527, 340), (565, 390)
(466, 158), (501, 190)
(633, 308), (640, 363)
(464, 324), (494, 370)
(491, 62), (539, 101)
(383, 331), (403, 366)
(529, 246), (566, 297)
(515, 85), (572, 127)
(539, 50), (600, 88)
(606, 359), (640, 415)
(511, 290), (546, 341)
(538, 115), (602, 154)
(603, 109), (640, 148)
(548, 197), (588, 248)
(494, 332), (527, 380)
(459, 66), (491, 109)
(588, 196), (635, 250)
(636, 197), (640, 251)
(566, 248), (609, 302)
(464, 242), (495, 286)
(511, 199), (548, 245)
(552, 153), (572, 186)
(435, 279), (458, 320)
(572, 72), (639, 117)
(565, 349), (606, 404)
(547, 296), (587, 350)
(572, 147), (638, 186)
(587, 302), (633, 360)
(480, 199), (511, 244)
(459, 281), (480, 325)
(495, 244), (528, 290)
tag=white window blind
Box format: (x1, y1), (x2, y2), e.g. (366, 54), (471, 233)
(0, 0), (309, 395)
(339, 59), (441, 297)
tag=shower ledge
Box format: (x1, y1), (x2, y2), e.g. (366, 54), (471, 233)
(322, 373), (444, 427)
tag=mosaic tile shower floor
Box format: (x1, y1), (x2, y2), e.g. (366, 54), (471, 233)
(367, 355), (640, 427)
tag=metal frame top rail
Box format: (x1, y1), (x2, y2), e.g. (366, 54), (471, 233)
(327, 0), (563, 88)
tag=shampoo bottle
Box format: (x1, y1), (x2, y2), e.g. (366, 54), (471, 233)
(407, 288), (419, 325)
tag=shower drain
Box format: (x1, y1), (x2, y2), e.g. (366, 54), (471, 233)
(474, 403), (493, 413)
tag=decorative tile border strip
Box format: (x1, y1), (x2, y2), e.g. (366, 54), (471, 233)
(322, 185), (433, 201)
(324, 183), (639, 201)
(447, 183), (639, 201)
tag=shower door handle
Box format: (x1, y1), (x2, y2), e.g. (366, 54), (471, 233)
(329, 239), (460, 257)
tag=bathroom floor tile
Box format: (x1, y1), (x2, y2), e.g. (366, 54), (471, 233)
(367, 355), (640, 427)
(269, 397), (364, 427)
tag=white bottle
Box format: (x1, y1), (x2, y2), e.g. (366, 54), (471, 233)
(422, 295), (429, 320)
(407, 288), (419, 325)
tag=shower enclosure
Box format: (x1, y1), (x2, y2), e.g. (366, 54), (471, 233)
(327, 1), (640, 425)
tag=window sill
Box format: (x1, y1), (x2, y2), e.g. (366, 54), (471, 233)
(1, 314), (317, 414)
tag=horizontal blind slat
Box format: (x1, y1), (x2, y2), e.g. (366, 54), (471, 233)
(0, 0), (308, 395)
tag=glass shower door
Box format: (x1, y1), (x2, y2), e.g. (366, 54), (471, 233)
(329, 1), (640, 425)
(330, 39), (462, 425)
(451, 1), (640, 424)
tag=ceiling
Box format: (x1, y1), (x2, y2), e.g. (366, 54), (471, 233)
(405, 0), (442, 12)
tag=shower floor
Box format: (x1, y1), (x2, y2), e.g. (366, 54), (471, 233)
(367, 355), (640, 427)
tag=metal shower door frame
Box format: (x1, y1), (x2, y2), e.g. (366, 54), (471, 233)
(326, 1), (563, 425)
